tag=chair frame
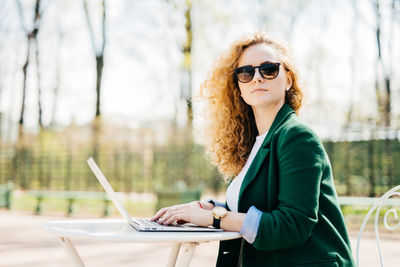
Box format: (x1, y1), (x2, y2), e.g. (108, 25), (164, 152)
(356, 184), (400, 267)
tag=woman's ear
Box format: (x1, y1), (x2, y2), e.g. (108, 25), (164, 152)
(286, 72), (293, 91)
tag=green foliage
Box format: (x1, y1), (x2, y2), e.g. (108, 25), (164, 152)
(1, 129), (398, 196)
(324, 139), (400, 196)
(0, 130), (225, 193)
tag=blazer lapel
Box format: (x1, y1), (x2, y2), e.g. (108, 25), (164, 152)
(238, 146), (270, 207)
(261, 103), (295, 149)
(238, 104), (295, 207)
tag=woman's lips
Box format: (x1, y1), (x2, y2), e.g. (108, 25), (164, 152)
(251, 88), (268, 93)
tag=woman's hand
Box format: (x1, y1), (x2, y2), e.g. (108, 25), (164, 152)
(151, 202), (213, 227)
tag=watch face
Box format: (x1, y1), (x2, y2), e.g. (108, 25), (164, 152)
(213, 206), (227, 217)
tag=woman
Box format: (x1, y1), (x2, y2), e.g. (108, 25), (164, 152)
(152, 32), (355, 267)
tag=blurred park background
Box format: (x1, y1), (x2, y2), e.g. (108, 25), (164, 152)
(0, 0), (400, 228)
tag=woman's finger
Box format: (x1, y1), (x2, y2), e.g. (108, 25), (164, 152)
(164, 211), (187, 225)
(150, 209), (164, 221)
(158, 208), (178, 224)
(162, 214), (178, 225)
(151, 207), (168, 221)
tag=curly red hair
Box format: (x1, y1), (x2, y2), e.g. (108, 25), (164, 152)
(199, 32), (304, 179)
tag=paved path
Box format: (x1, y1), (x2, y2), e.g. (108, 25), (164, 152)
(0, 211), (398, 266)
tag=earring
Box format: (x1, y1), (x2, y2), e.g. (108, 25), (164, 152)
(286, 87), (290, 92)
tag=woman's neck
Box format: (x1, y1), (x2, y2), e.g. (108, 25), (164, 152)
(252, 102), (284, 135)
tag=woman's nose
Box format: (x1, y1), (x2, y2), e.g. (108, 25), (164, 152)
(252, 68), (263, 83)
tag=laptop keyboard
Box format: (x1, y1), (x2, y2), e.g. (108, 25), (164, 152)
(132, 218), (222, 232)
(135, 218), (166, 230)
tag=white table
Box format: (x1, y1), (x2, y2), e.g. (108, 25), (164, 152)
(43, 218), (241, 267)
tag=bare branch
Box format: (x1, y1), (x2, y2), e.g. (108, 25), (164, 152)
(82, 0), (97, 54)
(352, 0), (376, 30)
(15, 0), (27, 33)
(51, 12), (64, 126)
(101, 0), (106, 53)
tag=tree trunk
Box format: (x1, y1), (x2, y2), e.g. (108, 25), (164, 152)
(372, 0), (392, 127)
(180, 0), (193, 186)
(83, 0), (106, 118)
(368, 140), (376, 197)
(82, 0), (106, 163)
(51, 31), (63, 125)
(385, 136), (394, 188)
(34, 38), (43, 128)
(95, 55), (103, 117)
(17, 0), (42, 132)
(18, 37), (30, 128)
(368, 126), (376, 197)
(341, 0), (360, 196)
(183, 0), (192, 131)
(382, 0), (397, 189)
(344, 141), (353, 195)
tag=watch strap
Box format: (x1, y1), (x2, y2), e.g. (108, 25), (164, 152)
(213, 216), (221, 229)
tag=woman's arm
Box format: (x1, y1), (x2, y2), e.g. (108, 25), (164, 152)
(151, 201), (246, 230)
(151, 200), (262, 244)
(220, 211), (246, 231)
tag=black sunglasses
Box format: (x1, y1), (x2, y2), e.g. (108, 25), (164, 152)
(234, 61), (281, 83)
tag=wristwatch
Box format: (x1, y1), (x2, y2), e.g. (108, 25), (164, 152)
(211, 206), (228, 229)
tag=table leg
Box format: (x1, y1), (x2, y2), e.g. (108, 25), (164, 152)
(59, 236), (86, 267)
(166, 242), (182, 267)
(176, 242), (199, 267)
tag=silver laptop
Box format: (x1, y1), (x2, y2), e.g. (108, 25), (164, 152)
(87, 157), (222, 232)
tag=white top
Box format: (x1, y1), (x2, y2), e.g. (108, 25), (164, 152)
(42, 219), (241, 242)
(226, 131), (268, 212)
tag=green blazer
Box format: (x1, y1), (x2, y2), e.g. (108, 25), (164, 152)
(216, 104), (355, 267)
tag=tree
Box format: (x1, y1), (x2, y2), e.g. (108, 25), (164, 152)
(164, 0), (193, 132)
(371, 0), (397, 189)
(50, 9), (64, 127)
(182, 0), (193, 132)
(350, 0), (399, 192)
(82, 0), (107, 118)
(339, 0), (362, 195)
(82, 0), (107, 161)
(16, 0), (45, 134)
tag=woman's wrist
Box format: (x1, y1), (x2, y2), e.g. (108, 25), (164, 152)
(192, 200), (214, 210)
(202, 201), (215, 210)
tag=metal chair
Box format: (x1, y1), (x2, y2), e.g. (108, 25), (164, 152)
(356, 184), (400, 267)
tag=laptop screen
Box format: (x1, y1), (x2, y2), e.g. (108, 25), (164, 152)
(87, 157), (135, 225)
